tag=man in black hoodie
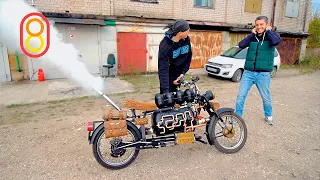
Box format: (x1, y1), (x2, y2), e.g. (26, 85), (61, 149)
(158, 19), (192, 94)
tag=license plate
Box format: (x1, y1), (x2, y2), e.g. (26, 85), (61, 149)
(176, 132), (195, 144)
(207, 67), (218, 72)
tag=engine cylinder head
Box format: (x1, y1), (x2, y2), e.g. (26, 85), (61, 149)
(175, 90), (185, 105)
(184, 89), (195, 103)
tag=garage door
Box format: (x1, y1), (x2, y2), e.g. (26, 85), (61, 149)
(29, 24), (101, 80)
(117, 32), (147, 75)
(189, 31), (223, 68)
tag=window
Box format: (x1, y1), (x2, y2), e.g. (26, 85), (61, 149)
(285, 1), (299, 18)
(234, 48), (248, 59)
(131, 0), (159, 4)
(221, 47), (248, 59)
(221, 47), (242, 58)
(274, 50), (279, 57)
(244, 0), (262, 14)
(194, 0), (213, 8)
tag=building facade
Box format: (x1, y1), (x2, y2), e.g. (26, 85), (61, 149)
(0, 0), (312, 82)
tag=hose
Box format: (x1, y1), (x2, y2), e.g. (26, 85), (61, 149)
(14, 52), (22, 72)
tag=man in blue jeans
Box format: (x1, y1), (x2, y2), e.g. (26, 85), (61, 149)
(235, 16), (281, 125)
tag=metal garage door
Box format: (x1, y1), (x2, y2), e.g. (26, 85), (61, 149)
(28, 23), (101, 80)
(117, 32), (147, 75)
(189, 31), (223, 68)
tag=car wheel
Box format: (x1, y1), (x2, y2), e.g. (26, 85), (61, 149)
(271, 67), (277, 78)
(232, 69), (243, 82)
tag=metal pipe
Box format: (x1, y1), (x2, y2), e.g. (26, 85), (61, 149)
(303, 0), (309, 32)
(93, 88), (121, 111)
(271, 0), (277, 27)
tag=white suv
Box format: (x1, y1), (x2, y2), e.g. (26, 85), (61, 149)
(204, 46), (281, 82)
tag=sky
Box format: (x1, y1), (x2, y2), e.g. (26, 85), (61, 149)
(313, 0), (320, 13)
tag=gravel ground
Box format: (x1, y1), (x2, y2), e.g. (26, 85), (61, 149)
(0, 69), (319, 180)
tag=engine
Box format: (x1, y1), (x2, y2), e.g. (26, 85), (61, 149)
(152, 106), (197, 135)
(152, 90), (197, 136)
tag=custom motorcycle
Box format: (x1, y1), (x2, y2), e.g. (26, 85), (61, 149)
(88, 76), (247, 169)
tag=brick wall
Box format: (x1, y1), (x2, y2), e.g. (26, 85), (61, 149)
(275, 0), (313, 33)
(113, 0), (174, 19)
(29, 0), (112, 15)
(30, 0), (312, 33)
(225, 0), (273, 26)
(172, 0), (226, 22)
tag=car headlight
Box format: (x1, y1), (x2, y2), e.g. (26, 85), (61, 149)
(221, 64), (233, 68)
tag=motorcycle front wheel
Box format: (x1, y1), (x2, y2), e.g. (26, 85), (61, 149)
(208, 111), (247, 154)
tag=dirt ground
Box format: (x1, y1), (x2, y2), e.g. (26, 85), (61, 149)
(0, 69), (319, 180)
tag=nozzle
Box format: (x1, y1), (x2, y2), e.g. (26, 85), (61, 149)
(93, 88), (121, 111)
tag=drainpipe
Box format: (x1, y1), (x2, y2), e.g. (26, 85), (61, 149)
(271, 0), (276, 27)
(30, 0), (36, 6)
(303, 0), (309, 32)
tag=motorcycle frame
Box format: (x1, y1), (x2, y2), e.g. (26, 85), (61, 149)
(88, 94), (235, 150)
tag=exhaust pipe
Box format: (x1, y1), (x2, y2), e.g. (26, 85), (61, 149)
(93, 88), (121, 111)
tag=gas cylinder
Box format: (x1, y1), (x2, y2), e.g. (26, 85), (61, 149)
(38, 68), (45, 82)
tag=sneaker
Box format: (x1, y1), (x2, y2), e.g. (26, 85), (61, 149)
(265, 116), (274, 125)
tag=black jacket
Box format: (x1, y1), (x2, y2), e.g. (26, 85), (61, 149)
(158, 34), (192, 93)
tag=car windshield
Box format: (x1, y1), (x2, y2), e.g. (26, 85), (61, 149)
(221, 47), (248, 59)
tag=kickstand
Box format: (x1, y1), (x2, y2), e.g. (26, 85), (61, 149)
(195, 135), (207, 144)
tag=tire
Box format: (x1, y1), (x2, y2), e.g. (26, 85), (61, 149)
(92, 123), (140, 169)
(208, 111), (247, 154)
(271, 66), (277, 78)
(231, 69), (243, 82)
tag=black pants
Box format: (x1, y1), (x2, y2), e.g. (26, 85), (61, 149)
(160, 74), (180, 94)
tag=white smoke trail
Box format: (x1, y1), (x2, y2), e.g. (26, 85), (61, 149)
(0, 0), (104, 93)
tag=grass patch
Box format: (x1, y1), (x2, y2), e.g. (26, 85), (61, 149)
(7, 112), (35, 124)
(280, 55), (320, 74)
(280, 65), (296, 70)
(120, 74), (159, 92)
(47, 105), (59, 109)
(48, 96), (89, 104)
(6, 103), (40, 108)
(48, 99), (69, 104)
(299, 56), (320, 70)
(6, 96), (90, 108)
(120, 73), (215, 93)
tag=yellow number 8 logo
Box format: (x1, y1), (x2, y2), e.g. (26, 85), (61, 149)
(20, 12), (50, 58)
(25, 18), (45, 53)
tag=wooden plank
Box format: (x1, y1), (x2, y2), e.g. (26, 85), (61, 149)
(8, 52), (29, 81)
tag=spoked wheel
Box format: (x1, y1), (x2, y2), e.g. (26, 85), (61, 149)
(208, 111), (247, 153)
(92, 125), (140, 169)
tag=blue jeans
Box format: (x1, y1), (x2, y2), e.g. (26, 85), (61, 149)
(235, 70), (272, 117)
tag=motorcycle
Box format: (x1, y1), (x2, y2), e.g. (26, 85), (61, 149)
(88, 76), (247, 169)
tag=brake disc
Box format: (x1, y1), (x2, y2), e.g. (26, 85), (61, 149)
(110, 138), (126, 158)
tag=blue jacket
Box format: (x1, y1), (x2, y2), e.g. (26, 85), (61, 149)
(239, 30), (281, 48)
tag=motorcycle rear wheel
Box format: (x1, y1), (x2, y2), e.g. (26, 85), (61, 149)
(92, 124), (140, 169)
